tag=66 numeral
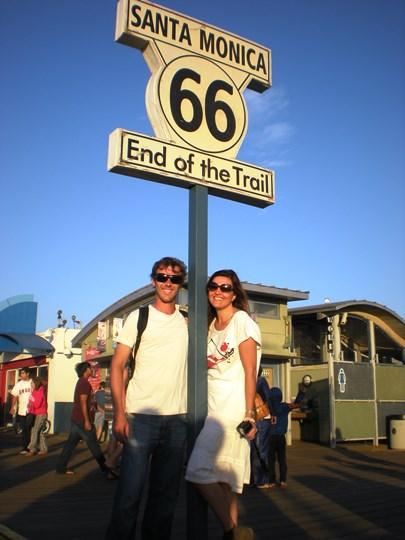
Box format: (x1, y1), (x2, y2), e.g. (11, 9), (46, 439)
(170, 68), (236, 142)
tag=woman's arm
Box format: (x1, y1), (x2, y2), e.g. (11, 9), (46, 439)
(34, 390), (46, 412)
(239, 337), (258, 440)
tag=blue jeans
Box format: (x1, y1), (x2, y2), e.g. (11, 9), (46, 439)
(17, 414), (32, 451)
(56, 421), (106, 473)
(256, 419), (271, 485)
(268, 433), (287, 483)
(106, 413), (187, 540)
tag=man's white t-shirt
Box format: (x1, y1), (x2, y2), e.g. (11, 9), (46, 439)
(11, 379), (32, 416)
(117, 305), (188, 415)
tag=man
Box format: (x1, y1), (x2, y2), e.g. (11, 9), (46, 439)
(106, 256), (188, 540)
(56, 361), (110, 475)
(10, 367), (33, 454)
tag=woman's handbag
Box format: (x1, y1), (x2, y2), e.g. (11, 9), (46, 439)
(254, 392), (270, 421)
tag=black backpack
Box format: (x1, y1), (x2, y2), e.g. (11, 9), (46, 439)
(128, 305), (187, 380)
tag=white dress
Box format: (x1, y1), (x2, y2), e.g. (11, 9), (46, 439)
(186, 311), (261, 493)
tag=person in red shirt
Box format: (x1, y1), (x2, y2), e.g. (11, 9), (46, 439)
(56, 361), (112, 476)
(27, 377), (48, 455)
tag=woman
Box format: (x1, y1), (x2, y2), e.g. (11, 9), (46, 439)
(186, 270), (261, 540)
(27, 377), (48, 456)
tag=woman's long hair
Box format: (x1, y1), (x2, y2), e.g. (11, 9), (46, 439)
(207, 269), (250, 325)
(32, 376), (43, 391)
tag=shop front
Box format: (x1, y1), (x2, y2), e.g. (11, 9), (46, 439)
(290, 301), (405, 446)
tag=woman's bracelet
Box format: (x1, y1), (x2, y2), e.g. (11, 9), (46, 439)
(243, 416), (256, 424)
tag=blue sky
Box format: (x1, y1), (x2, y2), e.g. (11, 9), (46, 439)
(1, 0), (404, 331)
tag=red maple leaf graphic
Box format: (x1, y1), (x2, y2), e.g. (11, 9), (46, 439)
(220, 342), (228, 352)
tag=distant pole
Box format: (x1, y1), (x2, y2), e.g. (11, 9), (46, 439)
(328, 353), (336, 448)
(328, 315), (339, 448)
(187, 184), (208, 540)
(368, 320), (379, 446)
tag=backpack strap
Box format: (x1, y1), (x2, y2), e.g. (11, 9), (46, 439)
(128, 306), (149, 382)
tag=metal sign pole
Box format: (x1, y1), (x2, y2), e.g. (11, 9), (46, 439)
(187, 184), (208, 540)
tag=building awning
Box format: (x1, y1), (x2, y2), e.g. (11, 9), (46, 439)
(0, 333), (54, 354)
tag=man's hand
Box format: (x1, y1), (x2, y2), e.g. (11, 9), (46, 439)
(113, 412), (129, 443)
(84, 419), (92, 432)
(9, 397), (17, 416)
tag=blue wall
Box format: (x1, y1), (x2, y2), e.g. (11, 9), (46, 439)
(0, 295), (37, 333)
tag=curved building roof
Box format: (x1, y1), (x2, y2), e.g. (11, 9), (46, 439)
(289, 300), (405, 345)
(72, 281), (309, 347)
(72, 284), (155, 347)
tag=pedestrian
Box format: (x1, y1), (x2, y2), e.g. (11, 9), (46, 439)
(185, 269), (261, 540)
(94, 381), (106, 441)
(106, 256), (188, 540)
(255, 368), (272, 488)
(103, 369), (126, 479)
(27, 377), (48, 455)
(56, 361), (112, 476)
(267, 387), (301, 488)
(9, 367), (33, 455)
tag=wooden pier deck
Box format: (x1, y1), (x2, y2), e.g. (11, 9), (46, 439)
(1, 429), (404, 539)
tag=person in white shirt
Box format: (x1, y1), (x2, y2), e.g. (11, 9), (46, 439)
(10, 367), (33, 454)
(106, 257), (188, 540)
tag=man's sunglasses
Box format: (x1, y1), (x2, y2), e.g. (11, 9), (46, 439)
(155, 273), (183, 284)
(207, 282), (233, 293)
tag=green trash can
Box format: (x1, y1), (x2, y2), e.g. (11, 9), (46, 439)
(388, 414), (405, 449)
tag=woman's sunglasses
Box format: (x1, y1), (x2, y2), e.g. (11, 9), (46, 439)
(207, 282), (234, 293)
(155, 273), (183, 284)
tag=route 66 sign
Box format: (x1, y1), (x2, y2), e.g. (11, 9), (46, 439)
(109, 0), (275, 208)
(147, 55), (248, 156)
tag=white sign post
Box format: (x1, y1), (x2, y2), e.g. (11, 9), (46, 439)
(109, 2), (273, 537)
